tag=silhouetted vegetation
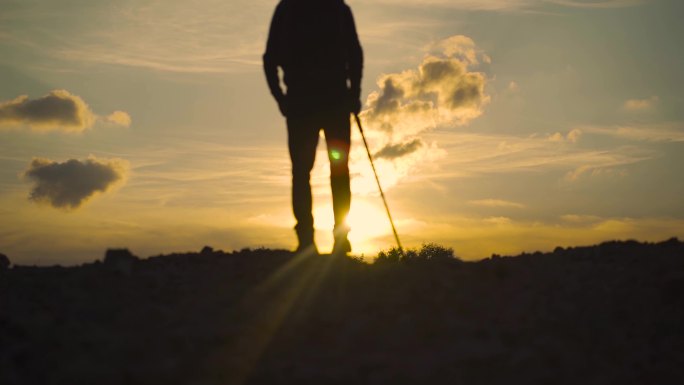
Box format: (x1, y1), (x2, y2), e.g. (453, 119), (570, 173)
(375, 243), (461, 264)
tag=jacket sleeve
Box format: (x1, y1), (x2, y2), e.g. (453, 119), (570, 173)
(263, 3), (285, 102)
(344, 5), (363, 98)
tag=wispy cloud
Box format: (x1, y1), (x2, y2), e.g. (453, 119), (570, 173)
(468, 199), (526, 209)
(548, 128), (583, 143)
(372, 0), (645, 10)
(548, 0), (646, 8)
(374, 139), (424, 160)
(104, 111), (132, 127)
(1, 0), (270, 73)
(415, 130), (652, 181)
(0, 90), (131, 132)
(408, 214), (683, 260)
(580, 122), (684, 142)
(121, 139), (292, 208)
(560, 214), (602, 223)
(622, 96), (659, 111)
(54, 44), (262, 74)
(1, 0), (649, 74)
(373, 0), (537, 11)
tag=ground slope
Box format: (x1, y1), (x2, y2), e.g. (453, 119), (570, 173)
(1, 239), (684, 384)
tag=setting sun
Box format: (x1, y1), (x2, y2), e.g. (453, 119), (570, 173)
(313, 198), (393, 255)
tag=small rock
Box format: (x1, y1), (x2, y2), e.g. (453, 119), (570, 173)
(103, 248), (138, 276)
(0, 253), (9, 271)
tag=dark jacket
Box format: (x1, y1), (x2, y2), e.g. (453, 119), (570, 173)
(263, 0), (363, 114)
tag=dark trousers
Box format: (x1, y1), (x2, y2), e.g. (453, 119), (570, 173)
(287, 108), (351, 238)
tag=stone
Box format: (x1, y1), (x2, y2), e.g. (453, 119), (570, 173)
(0, 253), (9, 271)
(103, 248), (138, 276)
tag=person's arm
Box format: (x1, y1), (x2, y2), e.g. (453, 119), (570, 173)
(263, 3), (286, 114)
(344, 5), (363, 113)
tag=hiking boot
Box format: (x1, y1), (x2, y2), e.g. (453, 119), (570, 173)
(295, 227), (318, 255)
(332, 225), (351, 255)
(295, 243), (319, 255)
(332, 236), (352, 255)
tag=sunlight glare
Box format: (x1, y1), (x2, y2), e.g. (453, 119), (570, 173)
(313, 199), (391, 254)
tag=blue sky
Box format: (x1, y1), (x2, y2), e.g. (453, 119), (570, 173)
(1, 0), (683, 264)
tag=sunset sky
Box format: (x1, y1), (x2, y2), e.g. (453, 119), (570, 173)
(2, 0), (683, 265)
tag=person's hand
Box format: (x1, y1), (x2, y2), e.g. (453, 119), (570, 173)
(277, 95), (287, 117)
(348, 90), (362, 115)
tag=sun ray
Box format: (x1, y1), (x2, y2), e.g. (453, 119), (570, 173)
(202, 247), (342, 383)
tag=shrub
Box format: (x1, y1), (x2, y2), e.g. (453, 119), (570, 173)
(374, 243), (460, 264)
(375, 247), (403, 264)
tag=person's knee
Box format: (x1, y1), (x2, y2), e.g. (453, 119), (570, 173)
(330, 161), (349, 178)
(328, 145), (349, 176)
(292, 170), (311, 183)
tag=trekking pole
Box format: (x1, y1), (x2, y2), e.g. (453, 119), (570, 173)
(354, 113), (403, 252)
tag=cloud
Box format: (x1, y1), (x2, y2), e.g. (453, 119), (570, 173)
(567, 128), (583, 143)
(414, 215), (684, 260)
(0, 90), (94, 132)
(548, 0), (645, 8)
(484, 216), (512, 225)
(23, 157), (129, 209)
(3, 0), (266, 73)
(622, 96), (659, 111)
(348, 35), (490, 194)
(105, 111), (132, 127)
(1, 0), (648, 76)
(376, 0), (534, 10)
(0, 90), (131, 132)
(560, 214), (602, 223)
(374, 0), (644, 10)
(429, 35), (489, 65)
(361, 35), (490, 136)
(468, 199), (525, 209)
(507, 81), (520, 92)
(548, 128), (582, 143)
(564, 163), (629, 181)
(374, 139), (424, 160)
(580, 122), (684, 142)
(415, 130), (652, 182)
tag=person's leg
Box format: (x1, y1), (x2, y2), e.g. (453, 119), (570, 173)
(323, 110), (352, 252)
(287, 114), (320, 251)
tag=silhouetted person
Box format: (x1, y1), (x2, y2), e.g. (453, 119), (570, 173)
(263, 0), (363, 254)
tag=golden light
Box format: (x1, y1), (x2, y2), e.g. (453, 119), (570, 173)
(312, 198), (392, 255)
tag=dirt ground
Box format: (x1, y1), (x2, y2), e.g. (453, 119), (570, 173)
(1, 239), (683, 384)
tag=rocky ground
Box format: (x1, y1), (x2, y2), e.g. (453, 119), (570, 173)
(1, 239), (684, 385)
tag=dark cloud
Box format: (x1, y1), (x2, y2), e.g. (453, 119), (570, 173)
(23, 157), (128, 209)
(374, 139), (424, 160)
(417, 58), (464, 87)
(373, 78), (405, 116)
(0, 90), (130, 132)
(450, 73), (487, 109)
